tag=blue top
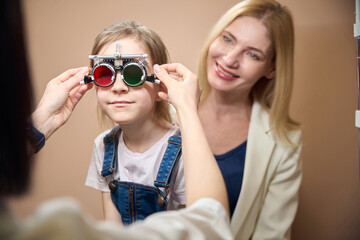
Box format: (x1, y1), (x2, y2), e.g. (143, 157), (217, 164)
(215, 141), (247, 218)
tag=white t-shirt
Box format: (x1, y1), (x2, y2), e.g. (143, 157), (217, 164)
(85, 125), (186, 209)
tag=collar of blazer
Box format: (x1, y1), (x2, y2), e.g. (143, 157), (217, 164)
(230, 101), (276, 237)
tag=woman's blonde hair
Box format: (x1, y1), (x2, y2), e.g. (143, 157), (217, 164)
(198, 0), (300, 144)
(91, 21), (171, 128)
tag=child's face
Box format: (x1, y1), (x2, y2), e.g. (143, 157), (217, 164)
(96, 38), (160, 126)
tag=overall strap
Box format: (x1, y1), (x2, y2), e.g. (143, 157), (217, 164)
(101, 125), (122, 177)
(154, 131), (182, 189)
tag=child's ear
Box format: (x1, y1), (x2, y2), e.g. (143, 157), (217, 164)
(155, 94), (162, 102)
(156, 82), (168, 102)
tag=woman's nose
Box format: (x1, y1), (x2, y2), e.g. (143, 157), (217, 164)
(111, 72), (129, 93)
(223, 48), (240, 68)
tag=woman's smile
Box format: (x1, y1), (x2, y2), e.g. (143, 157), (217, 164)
(215, 62), (239, 80)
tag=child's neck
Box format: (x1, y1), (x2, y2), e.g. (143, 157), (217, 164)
(120, 118), (173, 153)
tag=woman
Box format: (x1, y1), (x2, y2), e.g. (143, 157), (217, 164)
(197, 0), (302, 239)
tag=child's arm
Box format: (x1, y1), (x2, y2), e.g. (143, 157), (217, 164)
(102, 192), (123, 224)
(154, 63), (230, 217)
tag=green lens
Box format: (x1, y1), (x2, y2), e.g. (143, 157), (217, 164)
(123, 64), (144, 86)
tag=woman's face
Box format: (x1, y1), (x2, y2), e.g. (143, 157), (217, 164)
(207, 16), (275, 95)
(96, 38), (160, 125)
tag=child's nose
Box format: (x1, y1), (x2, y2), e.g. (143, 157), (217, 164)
(111, 72), (129, 93)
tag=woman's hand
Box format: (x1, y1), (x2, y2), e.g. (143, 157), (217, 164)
(154, 63), (201, 113)
(32, 67), (93, 140)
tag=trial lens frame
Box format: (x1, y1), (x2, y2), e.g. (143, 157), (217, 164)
(81, 42), (160, 87)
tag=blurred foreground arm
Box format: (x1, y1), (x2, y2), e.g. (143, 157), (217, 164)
(31, 67), (93, 140)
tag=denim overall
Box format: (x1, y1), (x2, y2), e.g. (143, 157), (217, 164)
(101, 125), (182, 225)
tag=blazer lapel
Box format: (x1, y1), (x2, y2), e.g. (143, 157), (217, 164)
(231, 102), (275, 237)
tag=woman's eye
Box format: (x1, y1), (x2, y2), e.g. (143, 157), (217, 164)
(223, 36), (232, 44)
(248, 52), (260, 60)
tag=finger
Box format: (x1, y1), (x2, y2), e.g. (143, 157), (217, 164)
(161, 63), (198, 87)
(168, 73), (184, 82)
(69, 82), (93, 97)
(69, 83), (93, 108)
(53, 67), (85, 83)
(161, 63), (192, 79)
(61, 67), (90, 91)
(153, 64), (173, 86)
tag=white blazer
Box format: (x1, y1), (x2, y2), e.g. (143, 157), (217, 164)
(231, 101), (302, 240)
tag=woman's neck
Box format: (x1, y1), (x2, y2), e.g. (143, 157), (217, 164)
(200, 90), (253, 120)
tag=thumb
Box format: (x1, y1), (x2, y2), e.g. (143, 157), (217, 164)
(154, 64), (171, 87)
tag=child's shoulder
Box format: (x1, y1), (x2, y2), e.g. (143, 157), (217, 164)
(94, 128), (117, 145)
(170, 124), (180, 135)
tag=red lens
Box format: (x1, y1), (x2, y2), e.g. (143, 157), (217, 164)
(93, 65), (113, 86)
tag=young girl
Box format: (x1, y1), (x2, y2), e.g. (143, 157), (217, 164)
(85, 21), (185, 225)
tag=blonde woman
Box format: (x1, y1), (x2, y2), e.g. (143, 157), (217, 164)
(196, 0), (302, 239)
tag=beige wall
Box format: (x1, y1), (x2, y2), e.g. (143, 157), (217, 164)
(10, 0), (360, 239)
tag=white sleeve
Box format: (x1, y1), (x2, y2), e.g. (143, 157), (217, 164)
(103, 198), (233, 240)
(17, 198), (232, 240)
(85, 132), (111, 192)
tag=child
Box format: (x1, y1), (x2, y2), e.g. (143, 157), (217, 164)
(85, 21), (185, 225)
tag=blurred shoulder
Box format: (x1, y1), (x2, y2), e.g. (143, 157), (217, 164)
(16, 198), (102, 240)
